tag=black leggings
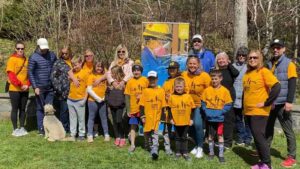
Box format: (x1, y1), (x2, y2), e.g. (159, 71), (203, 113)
(175, 125), (189, 154)
(111, 107), (125, 138)
(9, 91), (29, 129)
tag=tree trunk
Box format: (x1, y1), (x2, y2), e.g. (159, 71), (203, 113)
(233, 0), (248, 57)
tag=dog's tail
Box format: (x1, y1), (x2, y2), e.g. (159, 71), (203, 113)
(61, 136), (76, 142)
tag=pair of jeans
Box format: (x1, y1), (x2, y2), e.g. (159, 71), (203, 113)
(266, 104), (297, 159)
(67, 99), (86, 137)
(35, 90), (54, 133)
(234, 108), (252, 144)
(9, 91), (29, 129)
(54, 98), (70, 133)
(224, 108), (235, 147)
(190, 107), (204, 147)
(87, 101), (108, 136)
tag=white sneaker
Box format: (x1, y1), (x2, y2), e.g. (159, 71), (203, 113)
(104, 134), (110, 142)
(190, 147), (198, 155)
(12, 129), (20, 137)
(195, 147), (203, 158)
(19, 127), (28, 136)
(87, 136), (94, 143)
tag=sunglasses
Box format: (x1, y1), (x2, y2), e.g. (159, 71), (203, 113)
(249, 56), (259, 60)
(273, 46), (282, 50)
(118, 51), (126, 54)
(193, 40), (202, 43)
(238, 54), (247, 57)
(16, 48), (24, 51)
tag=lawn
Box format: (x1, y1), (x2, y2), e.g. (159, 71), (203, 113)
(0, 120), (299, 169)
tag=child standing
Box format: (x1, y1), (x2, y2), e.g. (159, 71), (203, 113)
(106, 65), (126, 147)
(162, 61), (182, 155)
(168, 77), (195, 161)
(67, 56), (88, 141)
(201, 70), (232, 163)
(87, 59), (110, 143)
(125, 63), (148, 152)
(140, 71), (166, 160)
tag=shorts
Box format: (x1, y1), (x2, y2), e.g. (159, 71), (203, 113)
(208, 122), (224, 137)
(129, 112), (140, 125)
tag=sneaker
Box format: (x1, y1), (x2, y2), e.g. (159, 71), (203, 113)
(12, 129), (20, 137)
(67, 136), (76, 142)
(93, 131), (99, 137)
(128, 145), (136, 153)
(19, 127), (28, 136)
(114, 138), (120, 146)
(235, 141), (245, 146)
(119, 138), (126, 147)
(207, 155), (214, 161)
(87, 136), (94, 143)
(165, 149), (173, 155)
(183, 154), (192, 161)
(151, 152), (159, 160)
(250, 150), (259, 157)
(251, 163), (262, 169)
(38, 131), (45, 136)
(195, 147), (203, 158)
(190, 147), (197, 155)
(281, 156), (297, 168)
(218, 156), (225, 163)
(175, 153), (181, 160)
(104, 135), (110, 142)
(259, 163), (272, 169)
(78, 136), (85, 141)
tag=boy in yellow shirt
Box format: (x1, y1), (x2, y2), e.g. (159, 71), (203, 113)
(140, 71), (166, 160)
(201, 70), (232, 163)
(67, 56), (88, 141)
(168, 77), (195, 161)
(125, 63), (148, 152)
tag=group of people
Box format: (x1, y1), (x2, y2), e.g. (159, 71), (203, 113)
(5, 34), (298, 169)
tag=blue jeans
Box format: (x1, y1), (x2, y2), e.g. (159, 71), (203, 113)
(35, 90), (54, 133)
(87, 101), (108, 136)
(54, 98), (70, 133)
(191, 107), (204, 147)
(234, 108), (252, 144)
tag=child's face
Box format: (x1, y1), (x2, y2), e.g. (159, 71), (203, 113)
(95, 64), (104, 74)
(148, 77), (157, 88)
(168, 68), (178, 78)
(211, 75), (222, 88)
(72, 62), (82, 72)
(133, 69), (142, 78)
(174, 82), (185, 94)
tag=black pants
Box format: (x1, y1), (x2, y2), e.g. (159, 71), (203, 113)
(246, 115), (271, 166)
(111, 107), (125, 138)
(224, 108), (235, 147)
(266, 104), (297, 159)
(174, 125), (189, 154)
(9, 91), (29, 129)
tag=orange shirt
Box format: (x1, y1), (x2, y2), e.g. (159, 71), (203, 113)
(243, 68), (279, 116)
(87, 73), (107, 101)
(169, 94), (195, 126)
(139, 87), (166, 132)
(124, 77), (149, 114)
(202, 86), (232, 110)
(68, 69), (88, 100)
(181, 71), (211, 106)
(6, 55), (29, 92)
(82, 62), (93, 75)
(65, 59), (72, 68)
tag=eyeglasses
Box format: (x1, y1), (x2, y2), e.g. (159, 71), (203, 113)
(193, 40), (202, 43)
(118, 51), (126, 54)
(85, 55), (93, 57)
(16, 48), (24, 51)
(62, 53), (68, 55)
(249, 56), (259, 60)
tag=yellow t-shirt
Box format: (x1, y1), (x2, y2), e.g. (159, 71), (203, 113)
(169, 94), (195, 126)
(87, 73), (107, 101)
(124, 77), (149, 114)
(202, 86), (232, 110)
(68, 70), (88, 100)
(243, 68), (279, 116)
(139, 87), (167, 132)
(181, 71), (211, 106)
(82, 62), (93, 75)
(65, 59), (72, 68)
(271, 61), (298, 79)
(6, 56), (29, 92)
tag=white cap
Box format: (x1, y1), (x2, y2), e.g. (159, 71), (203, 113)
(192, 34), (203, 41)
(37, 38), (49, 50)
(147, 71), (157, 78)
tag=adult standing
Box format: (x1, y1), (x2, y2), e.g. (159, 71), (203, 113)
(188, 34), (215, 73)
(182, 55), (211, 158)
(215, 52), (239, 149)
(28, 38), (57, 135)
(51, 47), (73, 133)
(232, 46), (252, 146)
(243, 50), (280, 169)
(6, 41), (30, 136)
(266, 39), (298, 168)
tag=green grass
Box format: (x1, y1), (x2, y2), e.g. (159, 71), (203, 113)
(0, 120), (299, 169)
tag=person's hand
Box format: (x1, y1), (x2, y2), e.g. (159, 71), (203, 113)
(141, 117), (145, 124)
(284, 102), (293, 112)
(190, 120), (194, 126)
(256, 102), (264, 108)
(165, 93), (170, 101)
(73, 78), (80, 87)
(21, 85), (29, 91)
(93, 78), (102, 87)
(112, 81), (119, 89)
(271, 104), (275, 110)
(96, 97), (104, 103)
(35, 88), (40, 95)
(170, 119), (174, 125)
(119, 80), (125, 88)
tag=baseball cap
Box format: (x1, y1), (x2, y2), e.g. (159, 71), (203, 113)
(167, 61), (179, 69)
(37, 38), (49, 50)
(192, 34), (203, 41)
(147, 71), (157, 78)
(132, 64), (143, 72)
(271, 39), (285, 47)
